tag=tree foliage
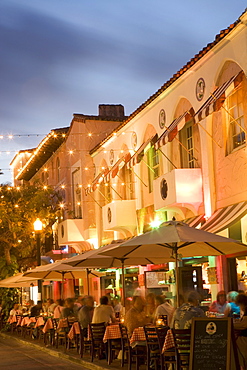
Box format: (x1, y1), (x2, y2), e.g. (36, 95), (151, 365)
(0, 183), (62, 279)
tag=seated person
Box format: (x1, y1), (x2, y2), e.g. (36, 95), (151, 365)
(172, 291), (205, 329)
(60, 298), (77, 319)
(209, 290), (227, 314)
(125, 296), (151, 336)
(145, 293), (156, 322)
(92, 295), (115, 324)
(113, 295), (123, 317)
(9, 303), (21, 319)
(233, 293), (247, 369)
(78, 295), (94, 337)
(154, 295), (174, 325)
(224, 291), (240, 317)
(46, 298), (57, 315)
(26, 299), (35, 314)
(30, 301), (43, 317)
(53, 299), (64, 319)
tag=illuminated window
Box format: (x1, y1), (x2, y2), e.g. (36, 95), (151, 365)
(225, 84), (245, 154)
(72, 168), (82, 218)
(147, 146), (160, 193)
(100, 180), (111, 206)
(119, 166), (135, 200)
(179, 120), (195, 168)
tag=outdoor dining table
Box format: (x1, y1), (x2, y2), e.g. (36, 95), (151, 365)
(103, 323), (121, 342)
(21, 316), (37, 327)
(162, 329), (175, 352)
(42, 318), (53, 333)
(42, 317), (69, 333)
(129, 327), (146, 347)
(130, 326), (175, 351)
(67, 322), (81, 340)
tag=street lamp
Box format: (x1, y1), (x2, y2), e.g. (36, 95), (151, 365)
(33, 218), (43, 300)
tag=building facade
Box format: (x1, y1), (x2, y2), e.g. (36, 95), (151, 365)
(11, 10), (247, 300)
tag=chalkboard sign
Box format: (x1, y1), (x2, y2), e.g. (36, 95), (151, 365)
(189, 318), (239, 370)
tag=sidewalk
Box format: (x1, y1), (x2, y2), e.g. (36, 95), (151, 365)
(0, 331), (125, 370)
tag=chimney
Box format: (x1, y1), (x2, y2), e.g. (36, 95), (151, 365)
(98, 104), (125, 119)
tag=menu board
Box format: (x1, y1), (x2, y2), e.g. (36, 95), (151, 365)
(145, 270), (174, 288)
(189, 318), (240, 370)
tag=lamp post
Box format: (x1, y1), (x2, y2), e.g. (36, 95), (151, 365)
(33, 218), (43, 300)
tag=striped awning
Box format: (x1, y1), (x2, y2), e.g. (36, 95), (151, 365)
(200, 201), (247, 234)
(104, 153), (131, 182)
(154, 109), (193, 150)
(183, 214), (205, 228)
(85, 168), (109, 194)
(127, 134), (157, 169)
(194, 73), (239, 124)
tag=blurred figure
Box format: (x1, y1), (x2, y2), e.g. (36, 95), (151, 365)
(75, 296), (86, 310)
(113, 295), (123, 317)
(233, 294), (247, 369)
(9, 303), (21, 319)
(30, 301), (43, 317)
(154, 295), (174, 325)
(125, 296), (151, 336)
(78, 295), (94, 336)
(26, 299), (35, 314)
(53, 299), (64, 319)
(209, 290), (227, 314)
(47, 298), (57, 315)
(224, 291), (240, 317)
(60, 298), (77, 319)
(133, 281), (142, 296)
(145, 293), (156, 321)
(92, 295), (116, 324)
(172, 291), (205, 329)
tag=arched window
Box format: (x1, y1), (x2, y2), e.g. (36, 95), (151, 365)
(179, 119), (195, 168)
(225, 75), (245, 154)
(147, 146), (160, 192)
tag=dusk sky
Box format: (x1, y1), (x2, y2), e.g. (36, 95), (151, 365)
(0, 0), (246, 183)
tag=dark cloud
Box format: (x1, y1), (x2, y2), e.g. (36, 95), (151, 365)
(0, 0), (245, 182)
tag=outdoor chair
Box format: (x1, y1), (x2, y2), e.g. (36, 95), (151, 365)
(144, 325), (160, 370)
(50, 318), (59, 346)
(22, 318), (37, 339)
(78, 325), (91, 358)
(54, 318), (71, 348)
(11, 315), (22, 334)
(89, 322), (107, 362)
(119, 323), (146, 370)
(156, 326), (176, 370)
(172, 328), (191, 370)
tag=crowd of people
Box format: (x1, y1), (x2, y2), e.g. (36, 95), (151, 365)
(6, 288), (247, 370)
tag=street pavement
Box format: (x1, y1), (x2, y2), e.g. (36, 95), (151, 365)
(0, 335), (87, 370)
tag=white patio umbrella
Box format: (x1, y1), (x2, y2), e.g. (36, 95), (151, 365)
(100, 220), (247, 306)
(0, 273), (37, 288)
(23, 261), (103, 298)
(64, 242), (165, 306)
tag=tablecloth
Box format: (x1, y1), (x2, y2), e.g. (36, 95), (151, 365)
(103, 324), (121, 343)
(129, 327), (146, 347)
(162, 329), (175, 352)
(67, 322), (81, 340)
